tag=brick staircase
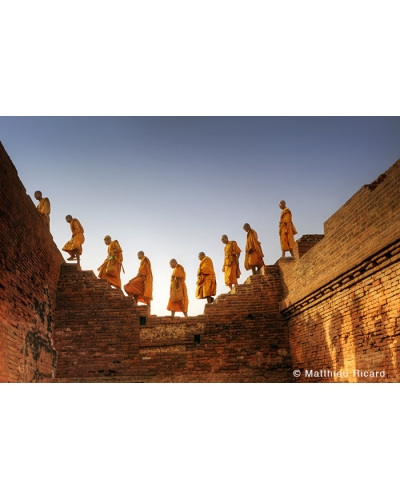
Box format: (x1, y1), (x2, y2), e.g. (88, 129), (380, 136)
(53, 263), (292, 382)
(54, 264), (142, 379)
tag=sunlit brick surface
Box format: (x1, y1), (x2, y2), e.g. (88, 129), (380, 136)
(54, 264), (291, 382)
(279, 160), (400, 383)
(1, 139), (399, 383)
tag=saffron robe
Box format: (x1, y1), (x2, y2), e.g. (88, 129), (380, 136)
(62, 218), (85, 256)
(37, 197), (50, 228)
(223, 240), (241, 286)
(98, 240), (123, 288)
(244, 228), (264, 270)
(167, 264), (189, 313)
(124, 256), (153, 304)
(279, 208), (298, 251)
(196, 256), (217, 299)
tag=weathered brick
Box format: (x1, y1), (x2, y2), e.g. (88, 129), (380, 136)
(2, 141), (400, 383)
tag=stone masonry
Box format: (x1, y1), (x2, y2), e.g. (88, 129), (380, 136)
(1, 139), (399, 383)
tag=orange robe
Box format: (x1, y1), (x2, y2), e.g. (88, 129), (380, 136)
(244, 228), (264, 270)
(167, 264), (189, 313)
(223, 241), (241, 286)
(279, 208), (298, 251)
(98, 240), (123, 288)
(124, 257), (153, 304)
(62, 218), (85, 256)
(37, 197), (50, 228)
(196, 256), (217, 299)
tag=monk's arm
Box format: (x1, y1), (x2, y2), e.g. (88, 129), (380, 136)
(232, 242), (241, 255)
(138, 260), (150, 278)
(281, 213), (292, 234)
(71, 221), (80, 236)
(108, 243), (122, 261)
(174, 268), (184, 280)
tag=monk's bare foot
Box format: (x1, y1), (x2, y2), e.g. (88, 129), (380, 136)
(67, 256), (76, 261)
(171, 312), (175, 317)
(184, 312), (188, 317)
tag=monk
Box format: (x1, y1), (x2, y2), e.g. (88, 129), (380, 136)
(124, 251), (153, 306)
(279, 200), (298, 258)
(195, 252), (216, 304)
(62, 215), (85, 270)
(34, 191), (50, 229)
(243, 223), (264, 275)
(97, 235), (124, 288)
(221, 235), (241, 290)
(167, 259), (188, 317)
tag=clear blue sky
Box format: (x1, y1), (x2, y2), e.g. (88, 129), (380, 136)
(1, 116), (399, 316)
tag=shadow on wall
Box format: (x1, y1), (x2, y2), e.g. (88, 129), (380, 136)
(347, 290), (397, 381)
(291, 286), (399, 383)
(326, 309), (347, 381)
(291, 311), (338, 383)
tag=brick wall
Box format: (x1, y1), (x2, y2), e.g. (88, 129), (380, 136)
(54, 265), (141, 378)
(294, 234), (325, 259)
(136, 265), (291, 382)
(284, 241), (400, 382)
(0, 142), (64, 382)
(53, 265), (292, 382)
(279, 160), (400, 382)
(2, 138), (399, 384)
(279, 159), (400, 308)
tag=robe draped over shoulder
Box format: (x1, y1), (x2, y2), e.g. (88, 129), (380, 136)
(244, 229), (264, 270)
(167, 264), (189, 313)
(223, 240), (241, 286)
(124, 257), (153, 304)
(62, 218), (85, 256)
(37, 198), (50, 228)
(279, 208), (297, 251)
(196, 256), (217, 298)
(98, 240), (123, 288)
